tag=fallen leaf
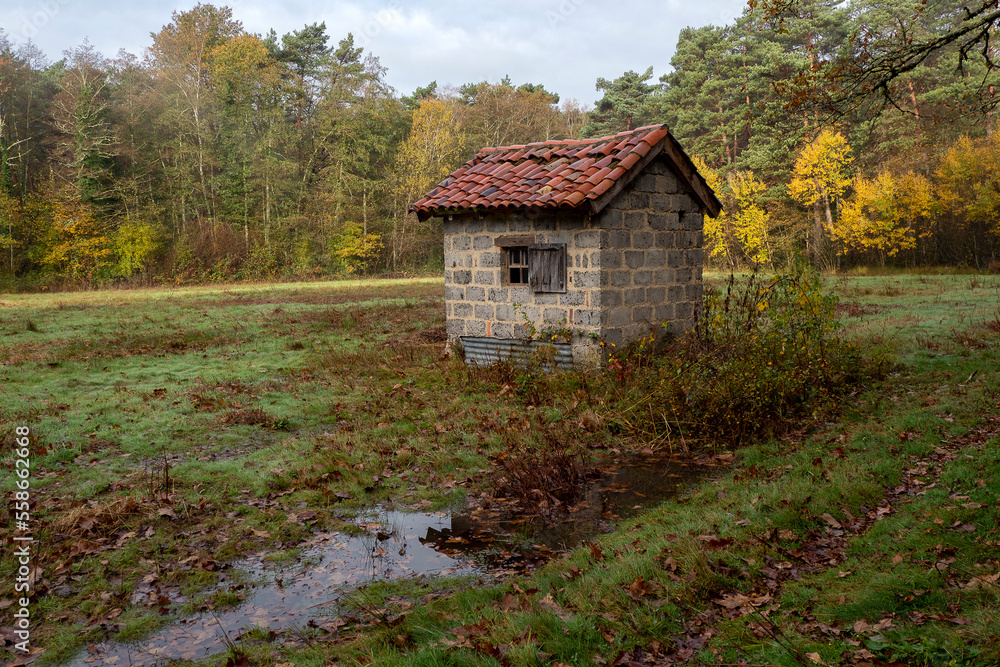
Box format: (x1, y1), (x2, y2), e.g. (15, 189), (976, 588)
(820, 513), (842, 529)
(499, 593), (527, 612)
(537, 593), (573, 620)
(806, 652), (824, 664)
(852, 619), (872, 634)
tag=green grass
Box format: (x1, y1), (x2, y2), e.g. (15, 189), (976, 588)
(3, 273), (1000, 666)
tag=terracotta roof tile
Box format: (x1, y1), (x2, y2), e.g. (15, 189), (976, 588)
(589, 179), (615, 199)
(618, 152), (641, 171)
(411, 124), (721, 220)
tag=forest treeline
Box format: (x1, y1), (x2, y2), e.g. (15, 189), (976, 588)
(0, 1), (998, 290)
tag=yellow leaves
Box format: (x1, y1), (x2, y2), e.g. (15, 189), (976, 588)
(729, 171), (772, 266)
(114, 221), (158, 277)
(788, 129), (853, 212)
(210, 35), (282, 107)
(693, 156), (774, 267)
(41, 200), (115, 281)
(935, 134), (1000, 235)
(692, 157), (734, 262)
(332, 222), (382, 274)
(395, 99), (464, 205)
(836, 170), (933, 257)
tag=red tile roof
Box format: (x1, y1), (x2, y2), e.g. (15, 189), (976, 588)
(411, 124), (722, 221)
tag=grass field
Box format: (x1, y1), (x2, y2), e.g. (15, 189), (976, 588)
(2, 272), (1000, 666)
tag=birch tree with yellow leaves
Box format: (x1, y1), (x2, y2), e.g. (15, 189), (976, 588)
(693, 157), (773, 268)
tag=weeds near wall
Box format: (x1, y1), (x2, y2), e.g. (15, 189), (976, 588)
(603, 263), (891, 447)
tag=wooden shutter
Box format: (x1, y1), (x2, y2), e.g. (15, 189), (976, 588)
(528, 243), (566, 293)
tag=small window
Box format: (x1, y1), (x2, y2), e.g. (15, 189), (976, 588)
(507, 247), (529, 284)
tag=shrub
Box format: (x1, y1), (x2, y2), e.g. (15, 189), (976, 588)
(489, 425), (597, 509)
(603, 263), (889, 447)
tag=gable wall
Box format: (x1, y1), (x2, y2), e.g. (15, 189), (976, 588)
(591, 158), (704, 348)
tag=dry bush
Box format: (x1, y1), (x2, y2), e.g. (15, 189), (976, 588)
(220, 407), (284, 429)
(489, 426), (597, 508)
(52, 495), (146, 536)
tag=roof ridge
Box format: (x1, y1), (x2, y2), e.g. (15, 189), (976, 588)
(478, 124), (670, 155)
(411, 123), (723, 221)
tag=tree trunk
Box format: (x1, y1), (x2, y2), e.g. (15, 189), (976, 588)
(812, 200), (824, 266)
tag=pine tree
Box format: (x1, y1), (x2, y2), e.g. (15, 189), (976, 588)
(581, 67), (658, 137)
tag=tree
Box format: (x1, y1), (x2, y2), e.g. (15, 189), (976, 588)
(836, 170), (934, 265)
(42, 198), (114, 284)
(50, 41), (117, 206)
(455, 79), (566, 149)
(211, 34), (285, 246)
(402, 81), (438, 110)
(581, 67), (658, 136)
(788, 129), (853, 264)
(935, 134), (1000, 266)
(390, 98), (464, 267)
(729, 171), (774, 267)
(271, 22), (331, 129)
(661, 26), (740, 167)
(759, 0), (1000, 121)
(294, 34), (403, 272)
(692, 156), (737, 267)
(147, 3), (243, 224)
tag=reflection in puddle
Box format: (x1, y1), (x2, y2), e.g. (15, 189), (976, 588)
(66, 453), (708, 666)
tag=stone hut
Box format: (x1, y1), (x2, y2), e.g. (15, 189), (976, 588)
(411, 124), (722, 369)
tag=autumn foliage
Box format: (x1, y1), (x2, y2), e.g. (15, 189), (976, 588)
(601, 264), (888, 446)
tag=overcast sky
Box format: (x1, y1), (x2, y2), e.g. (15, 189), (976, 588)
(1, 0), (747, 106)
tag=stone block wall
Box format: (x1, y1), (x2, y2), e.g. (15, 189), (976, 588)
(590, 159), (704, 348)
(442, 156), (705, 367)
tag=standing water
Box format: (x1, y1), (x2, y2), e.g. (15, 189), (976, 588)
(65, 453), (709, 666)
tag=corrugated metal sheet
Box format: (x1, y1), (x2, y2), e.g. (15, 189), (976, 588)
(461, 336), (574, 371)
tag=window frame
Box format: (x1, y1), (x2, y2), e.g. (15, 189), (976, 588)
(506, 246), (530, 285)
(495, 235), (566, 293)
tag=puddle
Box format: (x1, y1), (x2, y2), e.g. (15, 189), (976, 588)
(65, 453), (710, 666)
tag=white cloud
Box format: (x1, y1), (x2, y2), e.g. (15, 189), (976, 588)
(0, 0), (750, 103)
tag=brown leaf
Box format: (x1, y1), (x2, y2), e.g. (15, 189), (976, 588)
(537, 593), (572, 620)
(891, 553), (904, 564)
(716, 593), (751, 609)
(626, 577), (651, 599)
(499, 593), (526, 612)
(7, 645), (45, 665)
(820, 513), (842, 529)
(960, 572), (1000, 590)
(157, 507), (177, 519)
